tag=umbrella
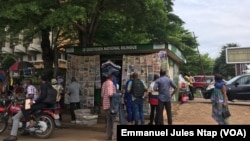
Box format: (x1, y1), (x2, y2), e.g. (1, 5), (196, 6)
(9, 61), (34, 72)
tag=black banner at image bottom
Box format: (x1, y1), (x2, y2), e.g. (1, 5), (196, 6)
(117, 125), (250, 141)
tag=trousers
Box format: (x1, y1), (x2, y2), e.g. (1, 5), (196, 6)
(10, 110), (23, 136)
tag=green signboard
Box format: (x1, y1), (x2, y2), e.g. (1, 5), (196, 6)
(66, 44), (166, 53)
(66, 44), (186, 63)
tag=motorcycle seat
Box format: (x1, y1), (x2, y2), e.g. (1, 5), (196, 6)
(43, 103), (60, 110)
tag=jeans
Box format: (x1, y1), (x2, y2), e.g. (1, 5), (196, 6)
(125, 98), (134, 123)
(110, 93), (127, 125)
(10, 110), (23, 136)
(157, 100), (172, 125)
(110, 93), (121, 114)
(132, 98), (144, 125)
(125, 102), (133, 122)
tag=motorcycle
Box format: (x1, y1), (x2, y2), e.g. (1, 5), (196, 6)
(0, 96), (61, 139)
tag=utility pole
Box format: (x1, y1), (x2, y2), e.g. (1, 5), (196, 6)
(193, 32), (205, 74)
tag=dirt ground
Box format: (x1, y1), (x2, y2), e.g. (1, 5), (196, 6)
(172, 98), (250, 125)
(0, 98), (250, 141)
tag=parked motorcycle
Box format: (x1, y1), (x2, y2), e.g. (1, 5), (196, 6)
(0, 96), (61, 139)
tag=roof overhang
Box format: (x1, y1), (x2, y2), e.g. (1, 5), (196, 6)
(65, 44), (186, 64)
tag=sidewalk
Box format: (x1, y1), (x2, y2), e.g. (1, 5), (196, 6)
(59, 102), (181, 130)
(59, 109), (106, 132)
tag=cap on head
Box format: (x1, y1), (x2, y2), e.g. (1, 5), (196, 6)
(51, 78), (58, 84)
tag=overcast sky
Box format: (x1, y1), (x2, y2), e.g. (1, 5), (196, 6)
(173, 0), (250, 59)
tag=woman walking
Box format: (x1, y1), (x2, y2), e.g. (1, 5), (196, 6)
(211, 74), (230, 125)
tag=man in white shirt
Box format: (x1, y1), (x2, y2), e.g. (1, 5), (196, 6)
(51, 78), (64, 120)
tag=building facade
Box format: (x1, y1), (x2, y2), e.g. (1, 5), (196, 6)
(1, 32), (67, 69)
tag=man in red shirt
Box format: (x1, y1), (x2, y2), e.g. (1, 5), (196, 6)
(101, 74), (116, 140)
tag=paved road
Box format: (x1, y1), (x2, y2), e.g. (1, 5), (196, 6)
(0, 98), (249, 141)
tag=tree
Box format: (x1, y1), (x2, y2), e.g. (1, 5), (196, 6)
(1, 55), (16, 72)
(213, 43), (238, 79)
(0, 0), (199, 78)
(0, 1), (57, 77)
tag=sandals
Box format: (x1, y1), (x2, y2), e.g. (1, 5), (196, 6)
(3, 136), (17, 141)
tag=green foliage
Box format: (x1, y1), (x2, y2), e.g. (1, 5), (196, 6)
(1, 55), (16, 71)
(213, 43), (238, 79)
(179, 51), (214, 76)
(41, 68), (54, 81)
(0, 0), (209, 78)
(0, 0), (183, 47)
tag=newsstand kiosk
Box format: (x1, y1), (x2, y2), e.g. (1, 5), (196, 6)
(65, 43), (186, 124)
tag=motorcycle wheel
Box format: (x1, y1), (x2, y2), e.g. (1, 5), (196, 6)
(32, 114), (55, 139)
(0, 113), (8, 134)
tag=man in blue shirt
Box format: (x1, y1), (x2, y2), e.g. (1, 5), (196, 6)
(154, 70), (177, 125)
(124, 74), (134, 125)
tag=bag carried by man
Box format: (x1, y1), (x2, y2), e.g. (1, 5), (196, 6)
(131, 79), (146, 98)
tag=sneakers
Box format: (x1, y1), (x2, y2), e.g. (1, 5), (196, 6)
(26, 123), (39, 132)
(70, 120), (76, 124)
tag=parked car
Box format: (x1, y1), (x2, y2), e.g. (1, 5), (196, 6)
(226, 74), (250, 101)
(203, 74), (250, 101)
(193, 75), (214, 96)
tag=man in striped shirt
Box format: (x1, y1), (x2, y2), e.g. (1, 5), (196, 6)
(101, 74), (116, 140)
(25, 79), (38, 101)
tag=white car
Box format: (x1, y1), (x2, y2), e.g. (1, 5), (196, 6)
(177, 74), (190, 101)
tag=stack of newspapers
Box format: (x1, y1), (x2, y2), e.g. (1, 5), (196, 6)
(75, 109), (98, 126)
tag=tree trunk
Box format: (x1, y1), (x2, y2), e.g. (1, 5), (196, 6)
(41, 27), (54, 77)
(53, 45), (59, 78)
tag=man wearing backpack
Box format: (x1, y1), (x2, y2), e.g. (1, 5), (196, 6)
(127, 72), (147, 125)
